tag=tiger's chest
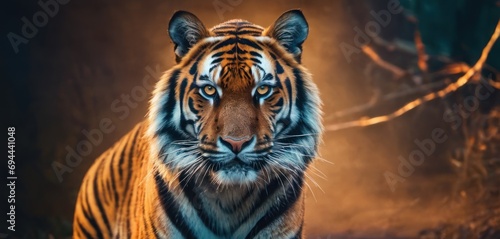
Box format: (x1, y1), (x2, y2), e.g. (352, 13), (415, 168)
(122, 171), (290, 239)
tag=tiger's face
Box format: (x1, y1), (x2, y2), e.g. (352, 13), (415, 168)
(148, 10), (322, 186)
(193, 50), (286, 184)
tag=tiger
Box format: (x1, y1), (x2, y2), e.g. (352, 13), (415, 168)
(73, 9), (322, 239)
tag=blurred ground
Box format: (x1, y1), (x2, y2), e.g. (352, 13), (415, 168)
(2, 0), (499, 238)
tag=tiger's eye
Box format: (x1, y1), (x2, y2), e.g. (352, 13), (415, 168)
(257, 85), (270, 95)
(203, 85), (216, 96)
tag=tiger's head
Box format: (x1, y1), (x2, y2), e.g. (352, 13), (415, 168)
(148, 10), (322, 187)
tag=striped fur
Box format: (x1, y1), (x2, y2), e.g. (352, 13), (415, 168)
(73, 9), (322, 239)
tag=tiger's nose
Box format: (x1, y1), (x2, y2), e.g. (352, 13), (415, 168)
(220, 136), (252, 154)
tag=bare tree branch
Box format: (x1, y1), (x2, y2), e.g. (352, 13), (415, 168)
(490, 79), (500, 89)
(328, 79), (450, 119)
(362, 45), (407, 79)
(326, 20), (500, 132)
(414, 30), (428, 72)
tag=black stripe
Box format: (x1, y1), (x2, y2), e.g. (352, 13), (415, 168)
(178, 172), (226, 236)
(236, 45), (248, 54)
(211, 57), (224, 64)
(188, 98), (199, 115)
(117, 136), (127, 181)
(178, 78), (197, 136)
(275, 77), (292, 131)
(275, 61), (284, 74)
(237, 56), (248, 61)
(279, 123), (307, 145)
(249, 51), (262, 57)
(213, 24), (261, 30)
(199, 148), (222, 154)
(225, 46), (237, 54)
(76, 218), (94, 238)
(189, 61), (198, 75)
(274, 98), (284, 108)
(292, 68), (319, 164)
(274, 75), (283, 88)
(277, 120), (315, 165)
(209, 64), (219, 73)
(284, 78), (293, 117)
(241, 68), (253, 81)
(211, 51), (225, 58)
(237, 177), (282, 229)
(252, 177), (281, 210)
(212, 25), (237, 30)
(255, 64), (265, 74)
(237, 38), (263, 50)
(158, 125), (185, 151)
(82, 180), (104, 239)
(232, 30), (262, 35)
(199, 75), (209, 81)
(220, 67), (231, 83)
(189, 53), (206, 76)
(178, 172), (260, 236)
(155, 172), (197, 239)
(101, 163), (112, 205)
(245, 174), (304, 239)
(92, 165), (113, 236)
(109, 151), (120, 204)
(122, 128), (140, 195)
(155, 71), (186, 153)
(158, 70), (180, 131)
(293, 69), (307, 111)
(178, 78), (188, 127)
(213, 38), (237, 51)
(270, 53), (277, 60)
(124, 194), (133, 237)
(250, 58), (261, 64)
(117, 134), (142, 238)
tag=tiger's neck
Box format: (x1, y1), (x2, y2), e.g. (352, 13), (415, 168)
(144, 163), (305, 238)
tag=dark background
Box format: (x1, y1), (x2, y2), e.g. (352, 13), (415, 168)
(2, 0), (500, 238)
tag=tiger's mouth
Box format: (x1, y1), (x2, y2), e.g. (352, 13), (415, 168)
(211, 157), (266, 171)
(195, 136), (274, 185)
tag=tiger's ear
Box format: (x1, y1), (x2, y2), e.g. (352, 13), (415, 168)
(168, 11), (210, 62)
(265, 9), (309, 61)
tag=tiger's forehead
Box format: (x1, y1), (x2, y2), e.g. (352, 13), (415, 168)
(197, 36), (276, 90)
(188, 19), (279, 90)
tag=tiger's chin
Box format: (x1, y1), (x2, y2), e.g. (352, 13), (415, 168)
(213, 169), (258, 185)
(211, 163), (259, 185)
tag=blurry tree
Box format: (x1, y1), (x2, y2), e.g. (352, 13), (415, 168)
(401, 0), (500, 69)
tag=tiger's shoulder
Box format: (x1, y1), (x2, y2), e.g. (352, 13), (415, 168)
(73, 122), (150, 237)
